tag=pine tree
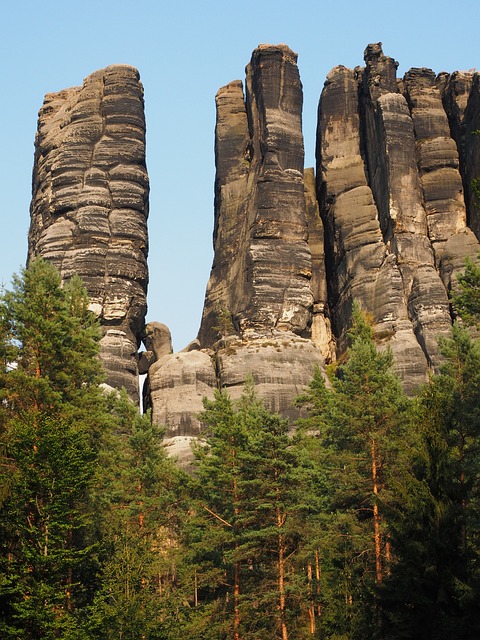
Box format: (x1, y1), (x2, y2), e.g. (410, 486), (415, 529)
(87, 393), (187, 640)
(183, 388), (248, 639)
(451, 254), (480, 327)
(381, 324), (480, 639)
(0, 258), (109, 638)
(296, 303), (410, 638)
(183, 382), (315, 639)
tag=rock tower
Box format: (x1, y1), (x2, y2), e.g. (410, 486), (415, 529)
(28, 65), (149, 401)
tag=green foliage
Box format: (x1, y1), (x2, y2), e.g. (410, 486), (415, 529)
(381, 324), (480, 638)
(0, 259), (107, 638)
(296, 303), (410, 638)
(451, 254), (480, 327)
(87, 392), (188, 640)
(2, 257), (480, 639)
(183, 381), (317, 638)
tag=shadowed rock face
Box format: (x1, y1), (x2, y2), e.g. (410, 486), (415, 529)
(198, 44), (313, 346)
(146, 43), (480, 461)
(26, 46), (480, 460)
(28, 65), (149, 401)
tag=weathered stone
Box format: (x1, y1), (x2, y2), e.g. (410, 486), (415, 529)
(148, 350), (217, 464)
(144, 322), (173, 360)
(463, 74), (480, 238)
(146, 45), (326, 464)
(316, 62), (428, 390)
(360, 44), (452, 369)
(197, 44), (314, 346)
(304, 168), (335, 361)
(403, 68), (479, 289)
(28, 47), (480, 461)
(216, 334), (322, 421)
(28, 65), (149, 401)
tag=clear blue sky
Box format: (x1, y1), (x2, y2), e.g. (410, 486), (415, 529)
(1, 0), (478, 350)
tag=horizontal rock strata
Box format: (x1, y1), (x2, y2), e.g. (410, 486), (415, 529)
(147, 45), (328, 458)
(316, 43), (480, 391)
(30, 47), (480, 459)
(28, 65), (149, 401)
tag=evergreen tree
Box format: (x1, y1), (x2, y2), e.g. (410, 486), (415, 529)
(184, 382), (315, 639)
(183, 388), (248, 639)
(0, 259), (109, 638)
(87, 393), (187, 640)
(297, 304), (410, 638)
(381, 324), (480, 639)
(451, 254), (480, 327)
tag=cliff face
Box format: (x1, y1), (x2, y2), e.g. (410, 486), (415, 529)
(198, 44), (313, 345)
(25, 46), (480, 462)
(147, 45), (329, 462)
(148, 43), (480, 461)
(316, 44), (480, 392)
(28, 65), (149, 401)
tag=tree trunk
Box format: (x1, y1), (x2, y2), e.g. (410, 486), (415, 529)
(277, 509), (288, 640)
(232, 444), (241, 640)
(307, 561), (315, 635)
(371, 438), (383, 585)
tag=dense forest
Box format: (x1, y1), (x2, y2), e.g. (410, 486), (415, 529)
(1, 258), (480, 639)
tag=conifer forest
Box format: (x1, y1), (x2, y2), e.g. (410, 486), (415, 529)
(1, 257), (480, 639)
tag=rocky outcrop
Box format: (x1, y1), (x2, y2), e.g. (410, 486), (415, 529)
(28, 65), (149, 401)
(147, 45), (327, 453)
(25, 46), (480, 460)
(403, 68), (479, 291)
(316, 62), (428, 391)
(197, 45), (313, 346)
(441, 71), (480, 240)
(315, 44), (480, 391)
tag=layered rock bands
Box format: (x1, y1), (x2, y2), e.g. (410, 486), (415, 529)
(27, 46), (480, 464)
(148, 43), (480, 463)
(28, 65), (149, 401)
(317, 44), (480, 393)
(148, 45), (331, 462)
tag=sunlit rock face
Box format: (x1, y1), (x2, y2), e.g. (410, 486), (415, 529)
(28, 65), (149, 401)
(146, 43), (480, 462)
(27, 47), (480, 459)
(197, 44), (315, 346)
(146, 45), (329, 459)
(316, 43), (480, 392)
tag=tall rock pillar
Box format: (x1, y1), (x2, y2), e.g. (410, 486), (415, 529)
(28, 65), (149, 401)
(195, 44), (327, 416)
(198, 44), (314, 347)
(146, 45), (328, 460)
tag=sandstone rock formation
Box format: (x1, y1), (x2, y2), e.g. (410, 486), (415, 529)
(316, 44), (480, 391)
(197, 44), (313, 346)
(28, 65), (149, 401)
(25, 46), (480, 463)
(147, 45), (328, 458)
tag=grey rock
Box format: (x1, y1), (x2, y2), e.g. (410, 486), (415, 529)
(197, 44), (314, 346)
(216, 334), (323, 422)
(316, 63), (428, 390)
(304, 168), (335, 361)
(146, 45), (326, 462)
(360, 44), (452, 369)
(148, 349), (217, 442)
(403, 68), (480, 289)
(28, 65), (149, 401)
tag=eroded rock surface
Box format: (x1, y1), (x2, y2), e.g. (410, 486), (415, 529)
(147, 45), (327, 455)
(27, 48), (480, 459)
(197, 44), (314, 346)
(315, 44), (480, 391)
(28, 65), (149, 401)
